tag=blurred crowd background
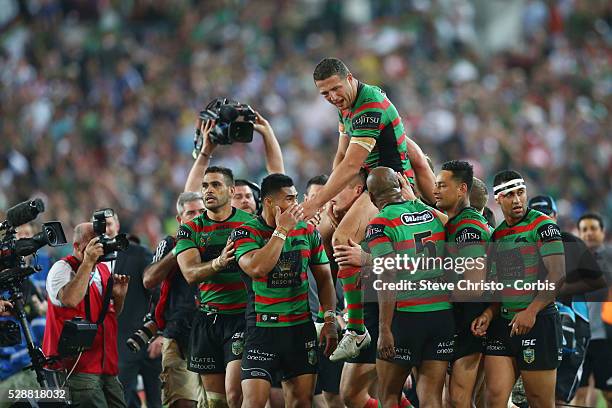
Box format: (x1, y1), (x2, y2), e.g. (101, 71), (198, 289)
(1, 0), (611, 250)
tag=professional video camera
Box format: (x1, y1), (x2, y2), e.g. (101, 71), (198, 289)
(0, 198), (67, 291)
(194, 97), (257, 152)
(91, 208), (129, 262)
(0, 198), (68, 390)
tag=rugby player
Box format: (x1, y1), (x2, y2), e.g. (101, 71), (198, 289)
(471, 170), (565, 408)
(303, 57), (436, 361)
(367, 167), (453, 408)
(233, 173), (338, 408)
(176, 167), (254, 408)
(433, 161), (490, 408)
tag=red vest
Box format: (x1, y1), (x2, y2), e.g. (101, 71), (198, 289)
(42, 256), (119, 375)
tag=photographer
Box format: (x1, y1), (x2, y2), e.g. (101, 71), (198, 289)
(101, 210), (160, 408)
(43, 222), (130, 407)
(142, 192), (207, 408)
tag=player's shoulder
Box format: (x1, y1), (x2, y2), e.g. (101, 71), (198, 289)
(454, 207), (490, 229)
(233, 208), (256, 222)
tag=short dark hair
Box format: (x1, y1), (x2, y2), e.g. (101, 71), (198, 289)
(261, 173), (294, 199)
(313, 58), (350, 81)
(205, 166), (234, 186)
(306, 175), (329, 192)
(577, 213), (604, 231)
(470, 177), (488, 212)
(493, 170), (523, 190)
(441, 160), (474, 191)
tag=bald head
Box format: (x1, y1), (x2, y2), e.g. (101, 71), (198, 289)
(469, 177), (488, 212)
(74, 223), (95, 246)
(367, 167), (403, 209)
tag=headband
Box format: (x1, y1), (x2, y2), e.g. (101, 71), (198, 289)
(494, 178), (526, 197)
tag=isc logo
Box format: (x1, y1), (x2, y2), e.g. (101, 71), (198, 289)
(522, 339), (536, 346)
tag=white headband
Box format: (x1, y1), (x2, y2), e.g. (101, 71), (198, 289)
(494, 178), (526, 197)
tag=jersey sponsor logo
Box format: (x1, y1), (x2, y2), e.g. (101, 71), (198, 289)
(537, 223), (561, 242)
(230, 228), (249, 241)
(268, 251), (301, 288)
(352, 111), (382, 130)
(177, 225), (191, 240)
(522, 339), (536, 346)
(455, 227), (482, 245)
(366, 224), (385, 240)
(523, 347), (535, 364)
(259, 313), (279, 323)
(250, 370), (267, 377)
(400, 211), (434, 226)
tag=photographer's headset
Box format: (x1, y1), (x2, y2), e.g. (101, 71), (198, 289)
(236, 179), (262, 214)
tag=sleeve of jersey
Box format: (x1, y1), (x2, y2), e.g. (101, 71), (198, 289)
(309, 227), (329, 265)
(454, 222), (491, 259)
(534, 219), (564, 257)
(365, 219), (394, 258)
(349, 108), (384, 152)
(173, 224), (197, 256)
(151, 236), (175, 264)
(231, 226), (261, 261)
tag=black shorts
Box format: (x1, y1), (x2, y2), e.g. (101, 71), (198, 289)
(315, 348), (343, 394)
(484, 309), (562, 371)
(390, 308), (455, 367)
(241, 322), (318, 383)
(188, 312), (245, 374)
(579, 338), (612, 391)
(453, 302), (487, 360)
(556, 317), (590, 403)
(347, 302), (379, 364)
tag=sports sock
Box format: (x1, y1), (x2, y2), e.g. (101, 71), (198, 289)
(338, 266), (365, 334)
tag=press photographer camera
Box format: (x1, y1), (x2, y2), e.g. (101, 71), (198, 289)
(0, 198), (67, 389)
(126, 312), (158, 353)
(194, 97), (257, 151)
(92, 208), (129, 262)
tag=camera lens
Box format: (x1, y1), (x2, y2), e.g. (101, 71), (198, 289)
(46, 228), (57, 246)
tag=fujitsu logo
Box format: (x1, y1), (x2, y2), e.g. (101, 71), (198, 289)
(353, 115), (380, 126)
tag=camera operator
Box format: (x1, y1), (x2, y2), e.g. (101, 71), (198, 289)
(142, 192), (207, 408)
(43, 222), (130, 407)
(100, 210), (160, 408)
(185, 111), (285, 201)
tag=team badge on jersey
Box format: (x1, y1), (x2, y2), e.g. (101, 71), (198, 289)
(307, 348), (317, 366)
(523, 347), (535, 364)
(231, 339), (244, 356)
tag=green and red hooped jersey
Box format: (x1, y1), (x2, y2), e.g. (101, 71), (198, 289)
(366, 199), (450, 312)
(338, 82), (414, 183)
(174, 208), (254, 314)
(490, 208), (564, 319)
(445, 206), (491, 261)
(231, 217), (329, 328)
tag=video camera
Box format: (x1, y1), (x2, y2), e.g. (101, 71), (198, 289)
(0, 199), (69, 390)
(194, 97), (256, 152)
(0, 198), (67, 291)
(92, 208), (129, 262)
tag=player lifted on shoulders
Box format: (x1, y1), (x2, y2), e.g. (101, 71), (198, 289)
(302, 57), (436, 360)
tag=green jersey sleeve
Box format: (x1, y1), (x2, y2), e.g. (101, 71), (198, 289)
(308, 226), (329, 265)
(173, 223), (198, 256)
(533, 218), (564, 258)
(365, 217), (394, 258)
(231, 225), (261, 261)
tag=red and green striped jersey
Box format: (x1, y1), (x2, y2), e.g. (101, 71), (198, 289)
(366, 200), (450, 312)
(338, 82), (414, 182)
(174, 208), (254, 314)
(231, 217), (329, 328)
(446, 207), (491, 260)
(490, 209), (564, 319)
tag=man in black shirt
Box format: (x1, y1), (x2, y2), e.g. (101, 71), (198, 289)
(143, 192), (207, 408)
(528, 196), (605, 404)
